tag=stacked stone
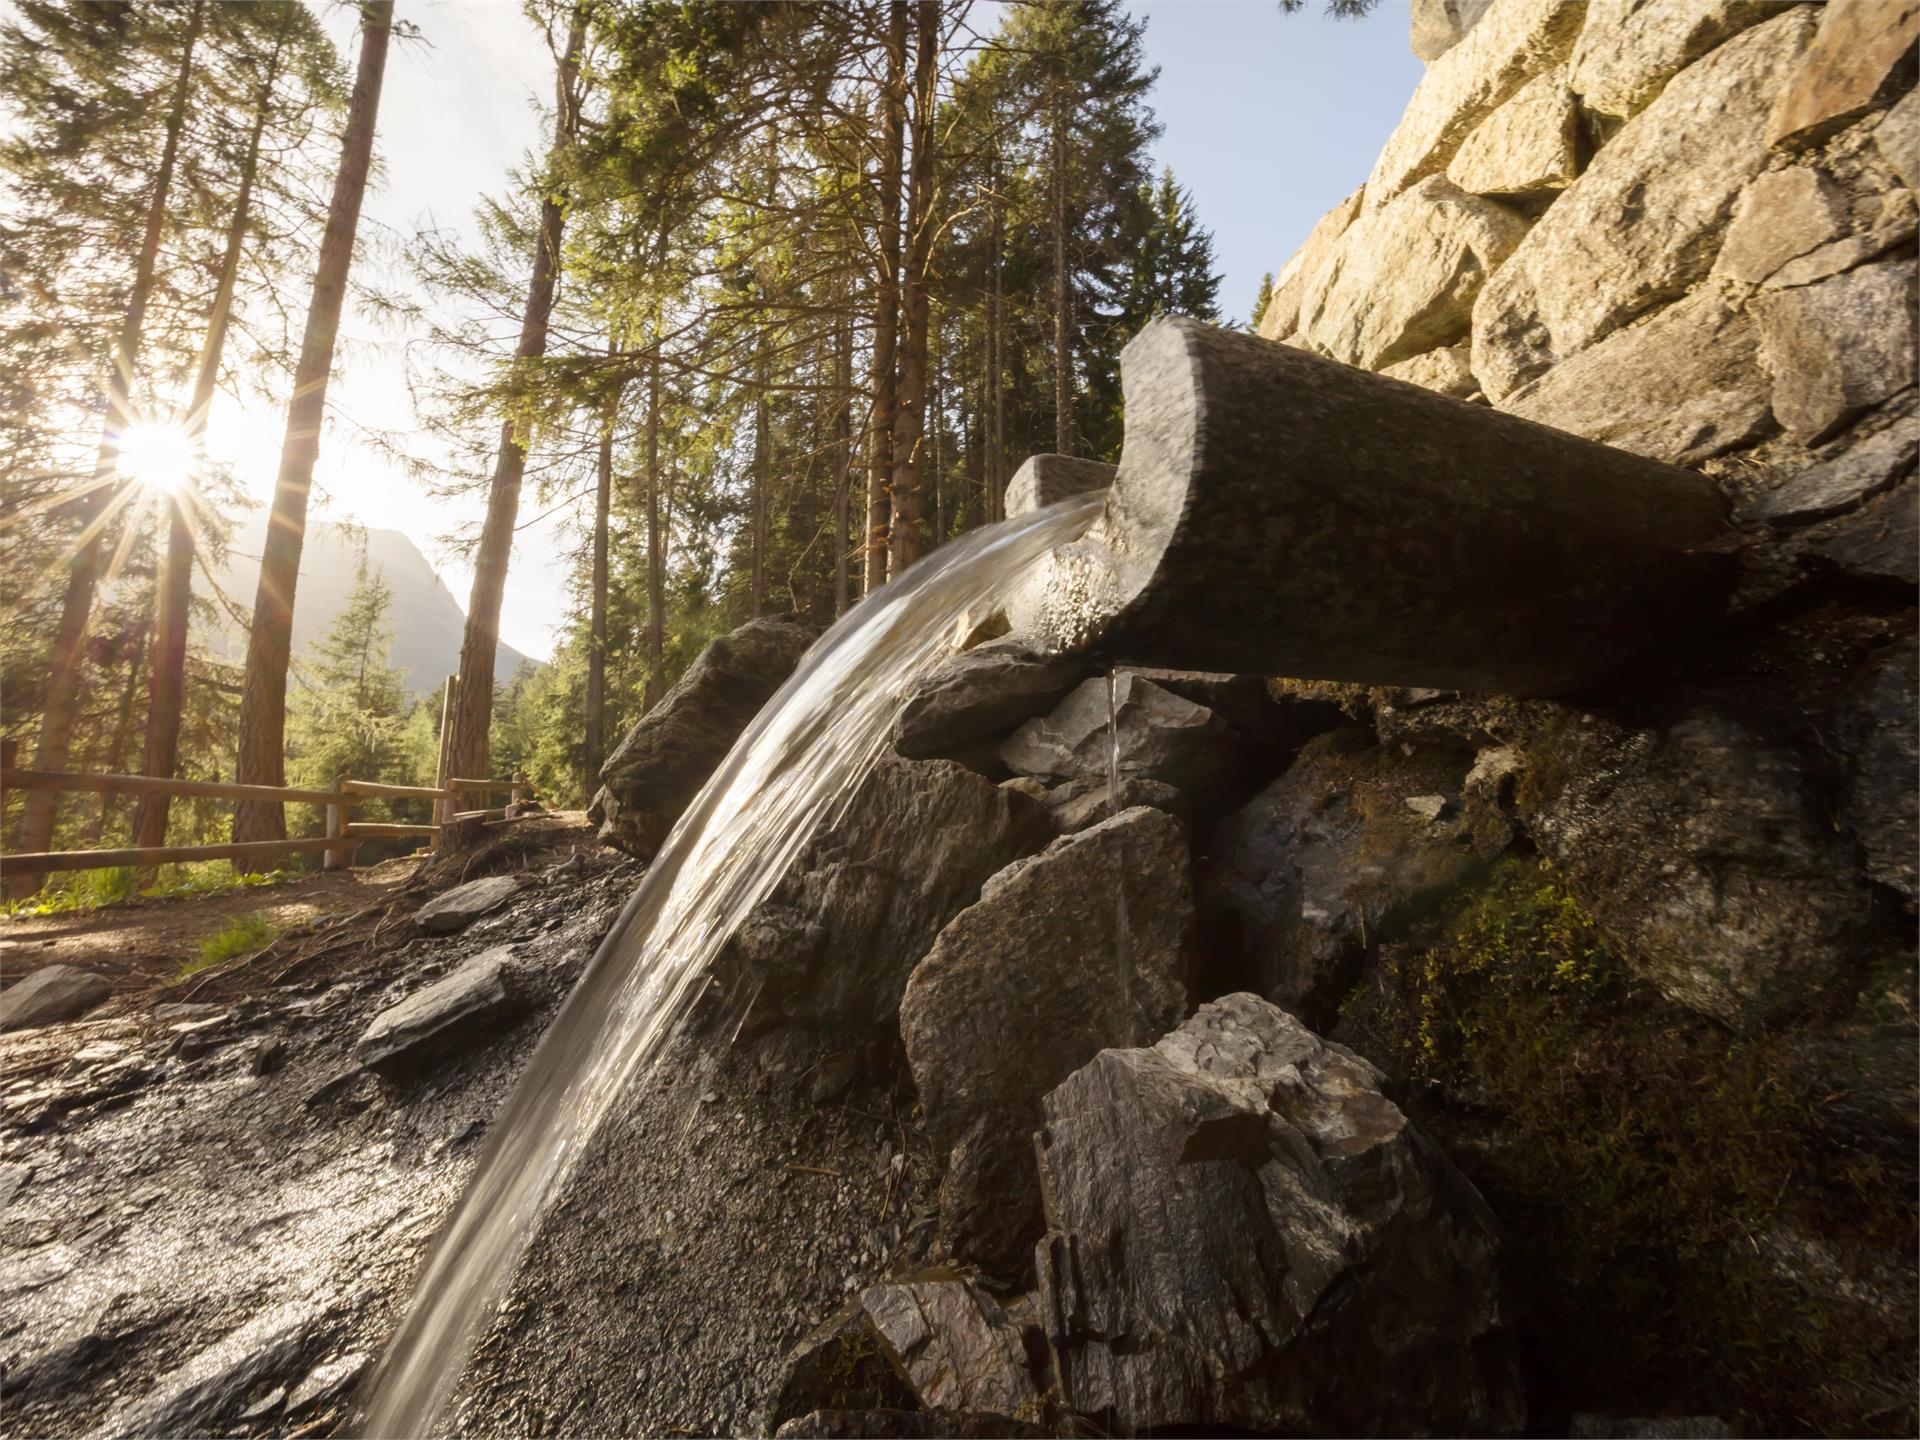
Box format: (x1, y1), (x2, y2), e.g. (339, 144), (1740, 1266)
(1259, 0), (1916, 577)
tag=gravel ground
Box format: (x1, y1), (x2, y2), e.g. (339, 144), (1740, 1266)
(0, 839), (938, 1438)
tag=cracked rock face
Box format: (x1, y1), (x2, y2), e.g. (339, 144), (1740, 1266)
(590, 616), (819, 860)
(1033, 993), (1522, 1437)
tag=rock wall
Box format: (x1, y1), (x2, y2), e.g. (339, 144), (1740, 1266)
(1263, 0), (1916, 541)
(1233, 2), (1918, 1429)
(1254, 0), (1916, 1022)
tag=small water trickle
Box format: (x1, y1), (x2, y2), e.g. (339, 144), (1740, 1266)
(1106, 669), (1134, 1039)
(358, 493), (1106, 1438)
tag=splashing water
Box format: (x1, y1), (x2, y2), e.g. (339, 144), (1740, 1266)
(359, 492), (1106, 1437)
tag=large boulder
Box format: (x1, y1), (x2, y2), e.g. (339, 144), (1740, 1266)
(892, 638), (1088, 761)
(1569, 0), (1777, 123)
(354, 949), (525, 1075)
(1292, 175), (1529, 370)
(900, 806), (1192, 1149)
(725, 755), (1051, 1033)
(1033, 993), (1522, 1437)
(1366, 0), (1586, 209)
(995, 673), (1228, 790)
(1471, 6), (1821, 400)
(1202, 728), (1482, 1024)
(0, 965), (110, 1032)
(1764, 0), (1920, 150)
(1257, 188), (1362, 341)
(1711, 166), (1851, 287)
(1446, 65), (1579, 200)
(1750, 260), (1918, 443)
(1500, 286), (1770, 466)
(591, 616), (818, 860)
(1515, 708), (1875, 1024)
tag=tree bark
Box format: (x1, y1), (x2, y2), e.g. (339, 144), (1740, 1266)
(834, 316), (853, 614)
(89, 624), (151, 845)
(645, 344), (664, 707)
(889, 0), (938, 575)
(751, 348), (769, 615)
(135, 43), (280, 857)
(441, 8), (587, 814)
(231, 0), (393, 851)
(1051, 95), (1073, 458)
(7, 0), (205, 897)
(864, 0), (908, 595)
(583, 368), (617, 788)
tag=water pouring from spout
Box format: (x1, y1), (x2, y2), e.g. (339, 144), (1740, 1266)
(359, 492), (1105, 1436)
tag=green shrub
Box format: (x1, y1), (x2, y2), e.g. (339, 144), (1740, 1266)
(185, 915), (281, 975)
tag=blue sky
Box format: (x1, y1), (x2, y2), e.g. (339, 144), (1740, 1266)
(1136, 0), (1424, 324)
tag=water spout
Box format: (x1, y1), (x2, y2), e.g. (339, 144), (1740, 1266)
(1007, 317), (1736, 697)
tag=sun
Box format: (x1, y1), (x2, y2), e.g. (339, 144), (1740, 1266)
(118, 419), (200, 494)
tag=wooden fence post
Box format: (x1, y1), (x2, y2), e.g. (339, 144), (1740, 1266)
(324, 775), (351, 871)
(512, 771), (530, 809)
(432, 674), (456, 851)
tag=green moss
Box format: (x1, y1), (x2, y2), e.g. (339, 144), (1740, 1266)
(1340, 859), (1917, 1434)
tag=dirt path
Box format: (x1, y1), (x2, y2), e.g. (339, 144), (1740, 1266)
(0, 861), (424, 998)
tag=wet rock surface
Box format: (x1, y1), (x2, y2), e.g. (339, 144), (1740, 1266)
(1203, 728), (1481, 1024)
(414, 873), (523, 935)
(727, 755), (1052, 1033)
(892, 637), (1089, 762)
(591, 615), (820, 860)
(0, 964), (111, 1031)
(900, 806), (1193, 1150)
(997, 672), (1228, 791)
(1034, 993), (1522, 1436)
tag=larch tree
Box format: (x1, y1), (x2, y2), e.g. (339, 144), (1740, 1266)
(5, 0), (206, 894)
(440, 2), (589, 815)
(231, 0), (394, 850)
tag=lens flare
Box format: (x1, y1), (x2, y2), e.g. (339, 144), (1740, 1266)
(118, 420), (199, 494)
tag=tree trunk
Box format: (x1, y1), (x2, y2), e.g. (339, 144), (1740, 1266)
(989, 160), (1006, 523)
(135, 44), (279, 856)
(751, 349), (769, 616)
(89, 624), (151, 845)
(889, 0), (938, 576)
(231, 0), (393, 852)
(865, 0), (908, 595)
(7, 0), (204, 897)
(645, 345), (664, 708)
(834, 316), (853, 615)
(442, 9), (587, 814)
(1051, 97), (1073, 458)
(583, 367), (617, 788)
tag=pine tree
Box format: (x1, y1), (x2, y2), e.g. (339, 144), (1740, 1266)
(1251, 271), (1275, 330)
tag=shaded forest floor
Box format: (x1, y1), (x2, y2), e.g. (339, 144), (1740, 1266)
(0, 860), (422, 996)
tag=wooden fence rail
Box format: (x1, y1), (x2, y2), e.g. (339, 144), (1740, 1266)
(0, 766), (530, 881)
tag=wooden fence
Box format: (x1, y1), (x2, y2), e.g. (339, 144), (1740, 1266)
(0, 768), (529, 881)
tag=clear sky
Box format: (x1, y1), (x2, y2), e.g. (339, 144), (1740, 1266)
(203, 0), (1423, 663)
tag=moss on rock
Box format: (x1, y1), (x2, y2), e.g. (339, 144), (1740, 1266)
(1338, 858), (1917, 1435)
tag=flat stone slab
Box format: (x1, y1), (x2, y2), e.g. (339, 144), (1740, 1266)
(414, 874), (523, 935)
(354, 950), (523, 1074)
(0, 965), (111, 1032)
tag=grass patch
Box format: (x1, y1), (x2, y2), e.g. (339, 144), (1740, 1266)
(183, 915), (281, 976)
(1339, 858), (1917, 1434)
(3, 864), (294, 918)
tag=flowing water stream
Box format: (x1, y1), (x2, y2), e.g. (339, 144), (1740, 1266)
(359, 492), (1107, 1437)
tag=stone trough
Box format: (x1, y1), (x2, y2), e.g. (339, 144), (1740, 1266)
(1006, 315), (1737, 696)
